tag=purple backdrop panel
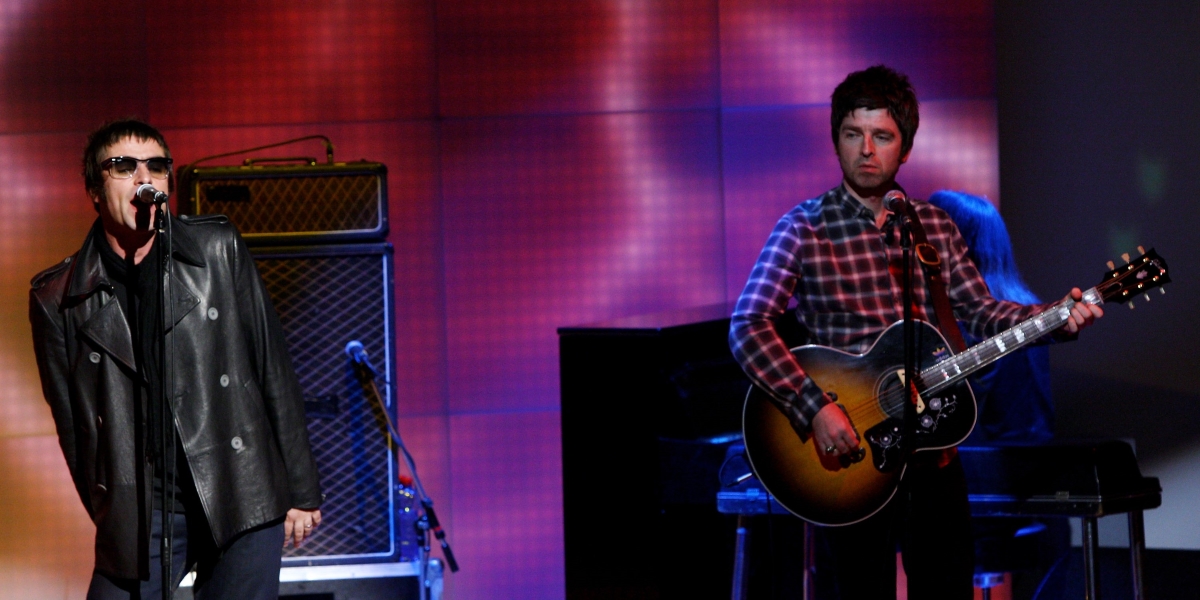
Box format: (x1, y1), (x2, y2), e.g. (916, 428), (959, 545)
(720, 0), (995, 107)
(448, 410), (563, 600)
(162, 122), (447, 416)
(442, 111), (726, 413)
(0, 1), (147, 133)
(436, 0), (719, 117)
(147, 0), (436, 127)
(722, 106), (838, 299)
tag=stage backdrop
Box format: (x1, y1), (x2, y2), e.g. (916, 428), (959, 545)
(2, 1), (1189, 598)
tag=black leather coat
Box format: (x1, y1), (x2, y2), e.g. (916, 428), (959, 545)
(29, 215), (322, 580)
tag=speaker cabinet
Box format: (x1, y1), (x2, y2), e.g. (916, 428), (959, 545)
(250, 243), (415, 565)
(178, 163), (388, 246)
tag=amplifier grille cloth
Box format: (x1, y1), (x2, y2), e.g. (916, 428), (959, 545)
(198, 174), (381, 235)
(255, 251), (396, 561)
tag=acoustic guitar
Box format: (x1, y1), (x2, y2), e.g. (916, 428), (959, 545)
(742, 248), (1169, 526)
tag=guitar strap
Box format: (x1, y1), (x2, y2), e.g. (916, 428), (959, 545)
(901, 205), (969, 354)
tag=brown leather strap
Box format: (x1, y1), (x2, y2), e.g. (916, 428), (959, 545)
(898, 204), (968, 354)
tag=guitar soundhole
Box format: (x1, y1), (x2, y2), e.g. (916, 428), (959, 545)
(875, 371), (907, 419)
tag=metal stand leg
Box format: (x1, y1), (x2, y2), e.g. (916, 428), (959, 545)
(1082, 516), (1101, 600)
(1129, 510), (1146, 600)
(731, 515), (749, 600)
(802, 521), (815, 600)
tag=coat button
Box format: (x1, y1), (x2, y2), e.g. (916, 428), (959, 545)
(231, 436), (244, 451)
(220, 374), (230, 387)
(95, 483), (107, 493)
(89, 352), (101, 364)
(207, 307), (219, 320)
(96, 416), (103, 428)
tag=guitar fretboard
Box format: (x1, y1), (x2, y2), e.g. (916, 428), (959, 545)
(921, 287), (1101, 395)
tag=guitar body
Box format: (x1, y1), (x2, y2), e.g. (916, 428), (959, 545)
(742, 320), (976, 526)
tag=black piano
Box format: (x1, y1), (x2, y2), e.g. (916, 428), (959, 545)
(560, 305), (1162, 600)
(558, 304), (752, 599)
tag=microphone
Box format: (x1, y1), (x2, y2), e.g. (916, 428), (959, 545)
(135, 184), (170, 205)
(345, 340), (378, 376)
(883, 189), (908, 213)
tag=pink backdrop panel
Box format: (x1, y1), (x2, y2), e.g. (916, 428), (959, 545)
(395, 414), (453, 532)
(441, 111), (727, 413)
(448, 411), (563, 600)
(720, 0), (995, 107)
(898, 99), (1001, 205)
(147, 0), (436, 127)
(0, 1), (147, 134)
(436, 0), (719, 117)
(162, 122), (447, 416)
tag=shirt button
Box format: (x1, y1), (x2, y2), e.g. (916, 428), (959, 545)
(89, 352), (101, 364)
(231, 436), (244, 451)
(220, 374), (230, 387)
(207, 307), (219, 320)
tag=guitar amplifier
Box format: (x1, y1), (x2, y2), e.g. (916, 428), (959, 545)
(177, 162), (388, 246)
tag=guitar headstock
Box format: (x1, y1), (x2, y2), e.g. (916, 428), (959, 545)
(1098, 246), (1169, 307)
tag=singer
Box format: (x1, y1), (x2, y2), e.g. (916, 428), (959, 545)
(28, 119), (323, 600)
(728, 66), (1102, 598)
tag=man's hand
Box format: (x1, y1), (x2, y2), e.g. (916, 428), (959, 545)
(1062, 287), (1103, 334)
(812, 401), (859, 456)
(284, 507), (322, 548)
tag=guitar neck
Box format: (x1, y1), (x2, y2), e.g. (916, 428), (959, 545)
(922, 287), (1101, 395)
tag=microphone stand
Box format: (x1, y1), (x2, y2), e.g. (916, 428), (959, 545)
(894, 205), (918, 462)
(347, 352), (459, 599)
(151, 196), (178, 600)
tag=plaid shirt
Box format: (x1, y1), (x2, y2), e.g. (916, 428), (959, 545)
(729, 185), (1045, 434)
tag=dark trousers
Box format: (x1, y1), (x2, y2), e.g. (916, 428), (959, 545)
(86, 508), (285, 600)
(819, 452), (975, 600)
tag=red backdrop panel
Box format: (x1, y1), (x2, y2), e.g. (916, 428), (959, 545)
(0, 1), (148, 133)
(147, 0), (437, 127)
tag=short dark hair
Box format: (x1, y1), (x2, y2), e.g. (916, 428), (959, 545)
(82, 118), (172, 201)
(830, 65), (919, 156)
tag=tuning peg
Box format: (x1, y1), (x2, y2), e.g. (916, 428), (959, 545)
(1144, 293), (1151, 302)
(1122, 253), (1131, 263)
(1107, 260), (1116, 270)
(1138, 245), (1146, 255)
(1160, 287), (1166, 294)
(1128, 301), (1135, 310)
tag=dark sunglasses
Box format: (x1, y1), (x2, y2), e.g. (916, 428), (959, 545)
(100, 156), (173, 179)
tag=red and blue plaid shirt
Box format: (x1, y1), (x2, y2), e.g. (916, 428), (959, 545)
(729, 185), (1046, 434)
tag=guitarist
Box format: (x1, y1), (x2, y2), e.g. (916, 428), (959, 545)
(728, 65), (1103, 599)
